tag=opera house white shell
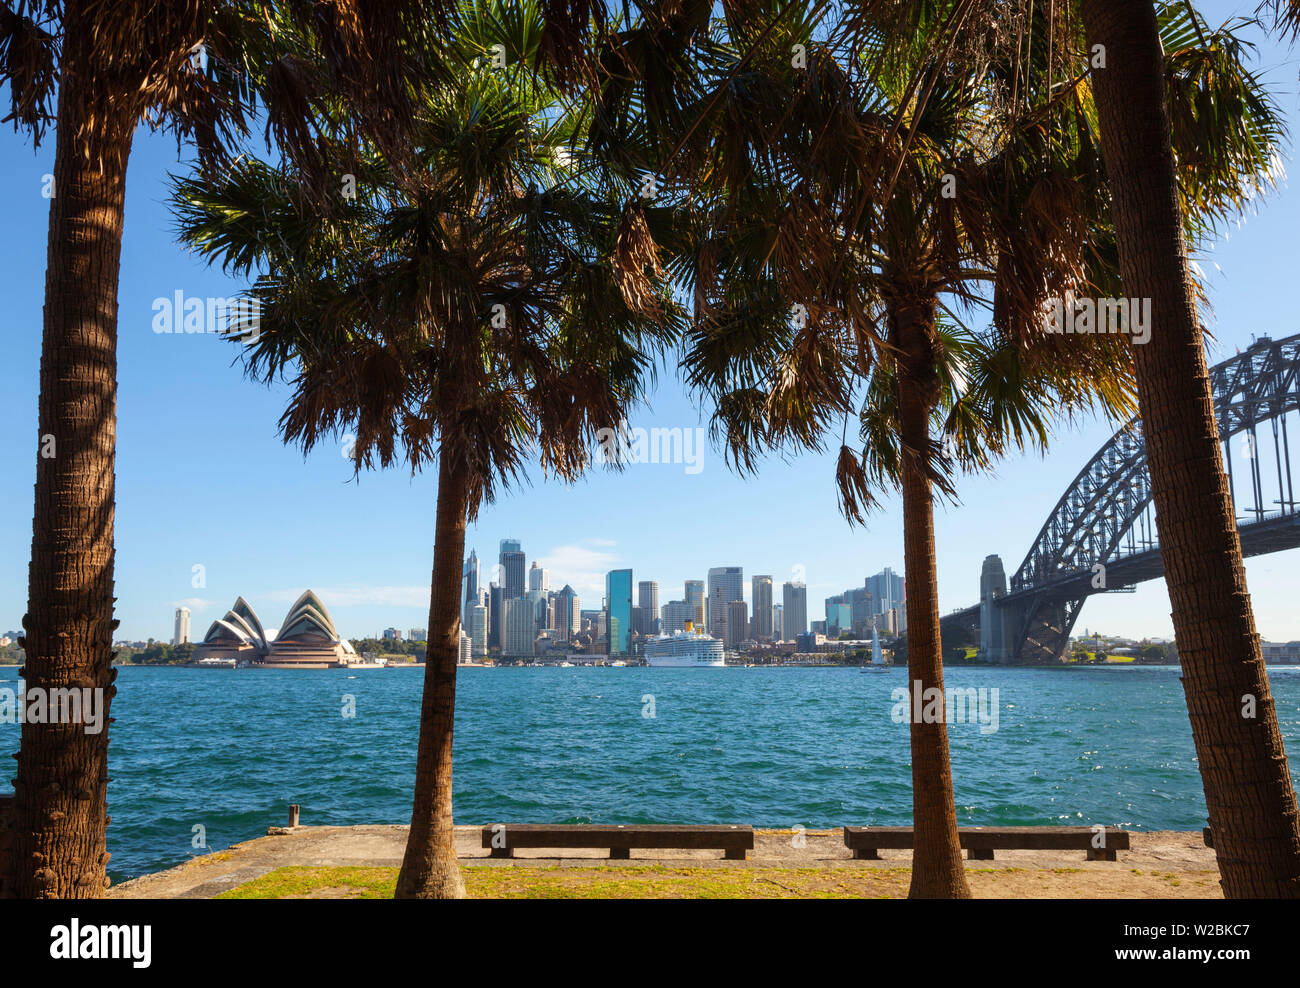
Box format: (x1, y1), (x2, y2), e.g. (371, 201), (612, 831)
(192, 590), (359, 668)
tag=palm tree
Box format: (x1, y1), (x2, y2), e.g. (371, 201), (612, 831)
(0, 0), (438, 899)
(1074, 0), (1300, 897)
(622, 0), (1280, 897)
(606, 0), (1137, 898)
(172, 0), (679, 899)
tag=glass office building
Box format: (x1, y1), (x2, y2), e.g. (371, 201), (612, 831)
(605, 568), (633, 656)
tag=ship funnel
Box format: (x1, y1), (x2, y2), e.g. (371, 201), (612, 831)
(684, 620), (693, 633)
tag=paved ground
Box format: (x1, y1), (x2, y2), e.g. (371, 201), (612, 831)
(107, 826), (1221, 899)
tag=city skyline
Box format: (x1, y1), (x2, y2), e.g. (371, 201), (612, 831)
(4, 0), (1300, 648)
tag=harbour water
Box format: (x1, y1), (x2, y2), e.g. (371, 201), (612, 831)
(1, 663), (1297, 883)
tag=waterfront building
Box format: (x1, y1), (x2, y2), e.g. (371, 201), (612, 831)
(458, 629), (472, 664)
(192, 597), (270, 663)
(503, 597), (536, 657)
(707, 566), (743, 638)
(725, 599), (749, 649)
(782, 581), (808, 637)
(469, 604), (488, 656)
(605, 568), (633, 656)
(661, 599), (694, 634)
(637, 581), (660, 636)
(554, 585), (580, 641)
(192, 591), (363, 668)
(827, 602), (852, 637)
(173, 606), (191, 646)
(752, 575), (774, 640)
(1262, 641), (1300, 663)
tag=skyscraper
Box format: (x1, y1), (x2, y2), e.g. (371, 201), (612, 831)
(605, 569), (633, 656)
(469, 604), (488, 656)
(173, 606), (191, 646)
(503, 597), (535, 657)
(685, 579), (706, 628)
(553, 585), (580, 641)
(868, 567), (905, 615)
(782, 581), (808, 638)
(773, 604), (784, 641)
(661, 600), (694, 634)
(707, 567), (743, 638)
(488, 583), (504, 649)
(637, 581), (659, 636)
(751, 575), (774, 640)
(725, 600), (749, 649)
(462, 549), (480, 612)
(500, 539), (525, 599)
(528, 561), (549, 595)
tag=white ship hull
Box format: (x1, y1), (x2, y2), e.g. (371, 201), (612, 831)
(644, 655), (726, 667)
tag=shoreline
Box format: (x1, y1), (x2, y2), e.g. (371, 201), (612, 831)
(108, 825), (1221, 899)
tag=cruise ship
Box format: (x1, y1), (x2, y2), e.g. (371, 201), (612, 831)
(643, 623), (726, 667)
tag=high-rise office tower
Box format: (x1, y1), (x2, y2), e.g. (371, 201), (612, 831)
(605, 569), (633, 656)
(782, 581), (808, 637)
(707, 567), (743, 638)
(637, 581), (659, 636)
(463, 549), (480, 608)
(773, 604), (784, 641)
(725, 600), (749, 649)
(503, 597), (535, 657)
(173, 606), (191, 645)
(458, 629), (472, 664)
(868, 567), (905, 615)
(660, 600), (694, 634)
(488, 583), (504, 649)
(553, 585), (580, 641)
(469, 603), (488, 655)
(500, 539), (525, 599)
(528, 561), (549, 595)
(751, 575), (774, 640)
(685, 579), (706, 628)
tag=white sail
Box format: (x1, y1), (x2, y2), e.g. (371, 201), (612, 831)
(872, 626), (882, 666)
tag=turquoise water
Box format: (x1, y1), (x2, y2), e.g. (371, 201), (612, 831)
(2, 664), (1299, 883)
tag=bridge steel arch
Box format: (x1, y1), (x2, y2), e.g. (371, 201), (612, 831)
(991, 333), (1300, 663)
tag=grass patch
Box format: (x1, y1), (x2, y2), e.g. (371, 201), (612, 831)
(217, 865), (918, 900)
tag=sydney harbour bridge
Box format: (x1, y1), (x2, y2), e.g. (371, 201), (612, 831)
(943, 332), (1300, 663)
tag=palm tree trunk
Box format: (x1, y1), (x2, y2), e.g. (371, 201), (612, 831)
(395, 451), (472, 898)
(1080, 0), (1300, 897)
(7, 62), (132, 899)
(892, 295), (971, 899)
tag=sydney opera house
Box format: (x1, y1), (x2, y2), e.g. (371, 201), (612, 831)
(191, 590), (361, 668)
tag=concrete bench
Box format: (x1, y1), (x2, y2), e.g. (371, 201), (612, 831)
(843, 825), (1131, 861)
(482, 823), (754, 860)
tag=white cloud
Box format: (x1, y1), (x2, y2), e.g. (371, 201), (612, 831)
(536, 543), (620, 600)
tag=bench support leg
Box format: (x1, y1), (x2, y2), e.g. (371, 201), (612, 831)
(610, 848), (631, 860)
(724, 848), (747, 860)
(489, 848), (514, 859)
(852, 849), (881, 860)
(1086, 848), (1117, 861)
(967, 849), (995, 860)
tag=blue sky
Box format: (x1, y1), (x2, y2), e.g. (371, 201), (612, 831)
(2, 1), (1298, 643)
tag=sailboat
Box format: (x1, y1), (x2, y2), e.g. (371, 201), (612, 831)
(860, 625), (889, 673)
